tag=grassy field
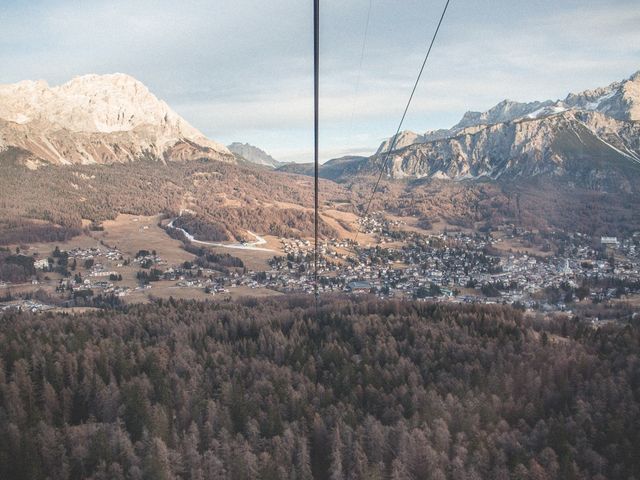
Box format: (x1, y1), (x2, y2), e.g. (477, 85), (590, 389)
(2, 213), (287, 304)
(93, 214), (195, 265)
(491, 233), (555, 258)
(15, 231), (100, 258)
(123, 282), (282, 304)
(322, 208), (377, 244)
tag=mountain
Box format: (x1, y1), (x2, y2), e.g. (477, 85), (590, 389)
(342, 70), (640, 190)
(371, 111), (640, 190)
(274, 70), (640, 236)
(375, 70), (640, 158)
(302, 111), (640, 193)
(0, 73), (232, 168)
(563, 70), (640, 121)
(376, 131), (432, 154)
(277, 155), (369, 181)
(318, 156), (369, 181)
(228, 142), (281, 168)
(452, 99), (556, 130)
(276, 162), (314, 176)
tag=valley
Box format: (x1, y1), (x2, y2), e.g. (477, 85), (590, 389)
(3, 205), (640, 324)
(2, 71), (640, 321)
(2, 3), (640, 479)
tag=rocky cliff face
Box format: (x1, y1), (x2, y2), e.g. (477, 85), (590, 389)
(563, 70), (640, 121)
(365, 70), (640, 189)
(374, 111), (638, 187)
(0, 73), (232, 168)
(377, 70), (640, 148)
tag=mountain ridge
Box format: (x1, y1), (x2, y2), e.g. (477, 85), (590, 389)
(0, 73), (232, 168)
(376, 69), (640, 155)
(330, 69), (640, 190)
(227, 142), (282, 168)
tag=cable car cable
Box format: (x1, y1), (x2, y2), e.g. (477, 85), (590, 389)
(354, 0), (451, 247)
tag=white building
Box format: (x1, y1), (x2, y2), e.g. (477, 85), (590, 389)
(601, 237), (619, 246)
(34, 258), (50, 270)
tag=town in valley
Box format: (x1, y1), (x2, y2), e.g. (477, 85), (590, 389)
(2, 212), (638, 324)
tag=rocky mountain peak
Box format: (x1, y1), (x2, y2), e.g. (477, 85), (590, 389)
(227, 142), (281, 168)
(376, 131), (426, 154)
(376, 68), (640, 157)
(361, 69), (640, 188)
(0, 73), (231, 167)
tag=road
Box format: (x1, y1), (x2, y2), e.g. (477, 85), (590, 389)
(167, 219), (275, 252)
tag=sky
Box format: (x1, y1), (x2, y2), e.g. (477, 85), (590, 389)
(0, 0), (639, 163)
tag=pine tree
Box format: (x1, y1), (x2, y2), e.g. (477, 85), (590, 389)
(295, 436), (313, 480)
(142, 436), (175, 480)
(330, 425), (345, 480)
(202, 451), (226, 478)
(390, 458), (411, 480)
(182, 423), (203, 480)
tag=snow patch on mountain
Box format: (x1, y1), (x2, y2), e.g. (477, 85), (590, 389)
(369, 110), (640, 187)
(376, 69), (640, 155)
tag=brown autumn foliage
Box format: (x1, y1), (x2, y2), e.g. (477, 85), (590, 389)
(2, 155), (639, 246)
(345, 175), (640, 237)
(0, 158), (345, 243)
(0, 249), (36, 283)
(0, 296), (638, 479)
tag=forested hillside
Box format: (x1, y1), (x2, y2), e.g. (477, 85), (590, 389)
(0, 297), (638, 479)
(0, 158), (345, 244)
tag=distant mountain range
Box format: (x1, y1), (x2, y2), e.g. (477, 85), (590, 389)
(365, 70), (640, 188)
(1, 70), (640, 238)
(227, 142), (282, 168)
(377, 70), (640, 153)
(0, 73), (232, 168)
(272, 70), (640, 237)
(294, 70), (640, 193)
(277, 155), (369, 181)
